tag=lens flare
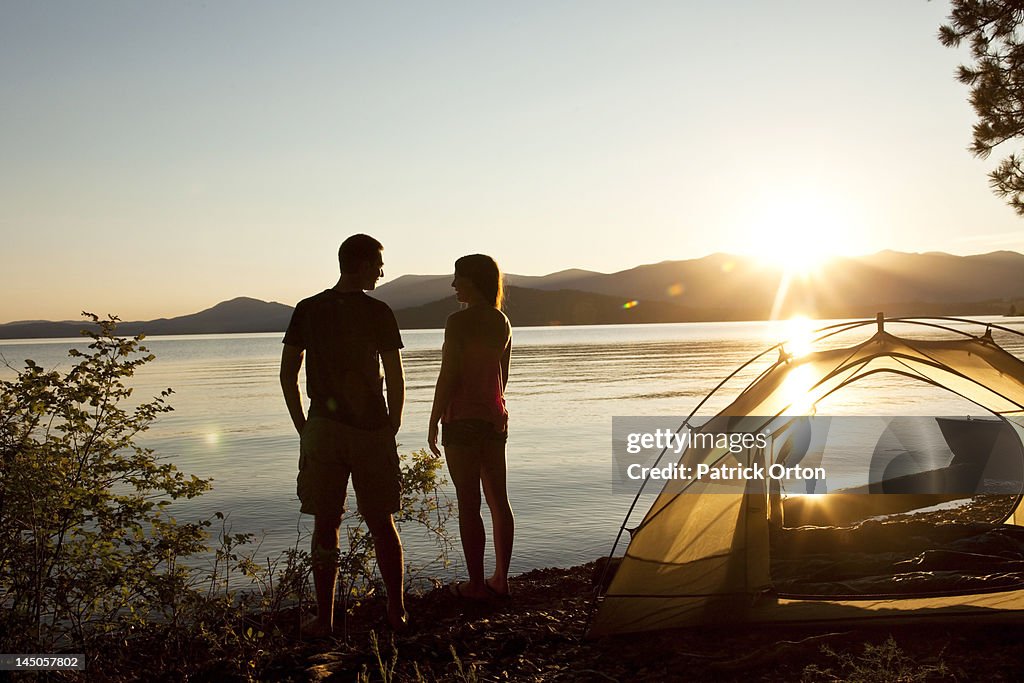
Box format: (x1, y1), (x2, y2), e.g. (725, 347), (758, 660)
(782, 315), (815, 358)
(780, 364), (817, 414)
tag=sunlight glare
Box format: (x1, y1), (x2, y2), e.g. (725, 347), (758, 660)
(780, 364), (818, 415)
(781, 315), (815, 358)
(786, 493), (827, 503)
(746, 195), (856, 274)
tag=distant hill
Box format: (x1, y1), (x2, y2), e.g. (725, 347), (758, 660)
(4, 251), (1024, 339)
(0, 298), (293, 340)
(384, 250), (1024, 323)
(371, 274), (453, 310)
(394, 286), (700, 328)
(528, 251), (1024, 316)
(374, 268), (602, 310)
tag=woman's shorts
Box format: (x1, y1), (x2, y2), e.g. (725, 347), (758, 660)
(442, 418), (508, 448)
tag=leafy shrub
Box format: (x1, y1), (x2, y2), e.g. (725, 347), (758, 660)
(0, 314), (454, 680)
(0, 314), (210, 659)
(802, 636), (950, 683)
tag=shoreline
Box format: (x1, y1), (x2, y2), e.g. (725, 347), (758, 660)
(274, 561), (1023, 682)
(3, 309), (1023, 342)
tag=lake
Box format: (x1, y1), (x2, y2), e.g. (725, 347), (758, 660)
(4, 317), (1024, 581)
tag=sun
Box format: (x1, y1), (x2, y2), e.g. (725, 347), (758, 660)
(744, 194), (858, 275)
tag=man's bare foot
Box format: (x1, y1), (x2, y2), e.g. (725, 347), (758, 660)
(300, 615), (333, 640)
(387, 606), (410, 632)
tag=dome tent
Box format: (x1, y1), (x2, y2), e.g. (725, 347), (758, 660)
(590, 315), (1024, 637)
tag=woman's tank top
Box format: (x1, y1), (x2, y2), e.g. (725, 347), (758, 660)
(443, 338), (508, 432)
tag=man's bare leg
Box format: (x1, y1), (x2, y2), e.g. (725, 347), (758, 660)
(310, 513), (342, 635)
(363, 511), (408, 628)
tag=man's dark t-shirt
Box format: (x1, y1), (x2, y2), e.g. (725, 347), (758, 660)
(283, 290), (404, 430)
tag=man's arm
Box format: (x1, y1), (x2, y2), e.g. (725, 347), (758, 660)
(280, 344), (306, 435)
(381, 349), (405, 435)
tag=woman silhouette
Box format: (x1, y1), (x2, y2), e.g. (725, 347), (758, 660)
(428, 254), (514, 599)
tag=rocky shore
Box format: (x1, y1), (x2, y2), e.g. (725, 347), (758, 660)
(250, 560), (1024, 682)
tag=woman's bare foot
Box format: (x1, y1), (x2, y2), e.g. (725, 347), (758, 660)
(486, 576), (510, 597)
(448, 579), (490, 600)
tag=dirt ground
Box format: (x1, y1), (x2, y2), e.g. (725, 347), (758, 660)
(262, 560), (1024, 682)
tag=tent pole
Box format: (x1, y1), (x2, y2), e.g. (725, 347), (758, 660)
(877, 311), (885, 333)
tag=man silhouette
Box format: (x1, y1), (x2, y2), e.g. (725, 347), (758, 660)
(280, 233), (407, 635)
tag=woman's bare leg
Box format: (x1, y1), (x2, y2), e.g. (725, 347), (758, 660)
(480, 440), (514, 595)
(444, 443), (489, 598)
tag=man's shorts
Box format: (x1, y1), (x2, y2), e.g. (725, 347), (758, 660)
(297, 416), (401, 519)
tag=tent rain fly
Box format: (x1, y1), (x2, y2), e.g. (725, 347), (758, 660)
(590, 316), (1024, 637)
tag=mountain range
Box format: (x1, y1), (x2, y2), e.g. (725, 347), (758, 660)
(3, 250), (1024, 339)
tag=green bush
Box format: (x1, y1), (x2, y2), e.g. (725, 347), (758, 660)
(0, 314), (454, 680)
(802, 636), (951, 683)
(337, 446), (454, 617)
(0, 314), (210, 660)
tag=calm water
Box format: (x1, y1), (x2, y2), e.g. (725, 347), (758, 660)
(4, 318), (1024, 579)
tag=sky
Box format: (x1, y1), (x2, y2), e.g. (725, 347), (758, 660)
(2, 1), (1022, 323)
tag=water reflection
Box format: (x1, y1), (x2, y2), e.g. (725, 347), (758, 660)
(3, 318), (1024, 577)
